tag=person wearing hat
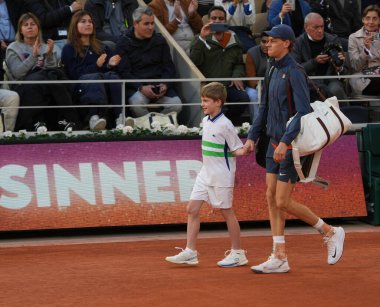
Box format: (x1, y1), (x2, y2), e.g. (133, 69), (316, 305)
(244, 24), (345, 274)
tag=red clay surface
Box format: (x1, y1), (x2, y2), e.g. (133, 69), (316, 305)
(1, 229), (380, 306)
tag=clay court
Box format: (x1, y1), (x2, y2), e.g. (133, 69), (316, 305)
(1, 220), (379, 307)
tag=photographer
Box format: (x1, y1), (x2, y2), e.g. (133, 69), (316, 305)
(292, 12), (349, 103)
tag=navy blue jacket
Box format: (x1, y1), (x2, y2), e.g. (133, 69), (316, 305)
(116, 27), (177, 96)
(61, 43), (113, 79)
(247, 54), (312, 145)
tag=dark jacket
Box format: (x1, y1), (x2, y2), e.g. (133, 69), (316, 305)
(61, 43), (114, 80)
(116, 27), (177, 95)
(248, 54), (312, 145)
(190, 31), (245, 84)
(268, 0), (310, 29)
(24, 0), (73, 40)
(292, 32), (349, 77)
(309, 0), (361, 39)
(85, 0), (138, 43)
(5, 0), (24, 35)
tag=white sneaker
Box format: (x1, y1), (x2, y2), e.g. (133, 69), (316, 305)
(116, 114), (135, 127)
(165, 247), (198, 265)
(324, 226), (345, 265)
(251, 254), (290, 274)
(89, 115), (106, 131)
(217, 249), (248, 267)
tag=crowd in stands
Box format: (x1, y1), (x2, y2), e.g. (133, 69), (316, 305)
(0, 0), (379, 132)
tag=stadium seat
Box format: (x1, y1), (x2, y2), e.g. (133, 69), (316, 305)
(340, 106), (369, 124)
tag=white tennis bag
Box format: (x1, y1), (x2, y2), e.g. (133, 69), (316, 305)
(289, 96), (352, 183)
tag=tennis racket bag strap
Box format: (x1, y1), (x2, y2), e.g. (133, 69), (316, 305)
(292, 147), (323, 183)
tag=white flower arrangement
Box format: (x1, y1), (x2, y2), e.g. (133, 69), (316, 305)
(0, 122), (251, 142)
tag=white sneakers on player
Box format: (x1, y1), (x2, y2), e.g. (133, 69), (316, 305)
(251, 254), (290, 274)
(324, 226), (345, 265)
(217, 249), (248, 267)
(165, 247), (199, 265)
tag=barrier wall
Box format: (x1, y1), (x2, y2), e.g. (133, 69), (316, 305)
(0, 135), (366, 231)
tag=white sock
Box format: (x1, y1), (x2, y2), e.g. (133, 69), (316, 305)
(273, 236), (285, 244)
(313, 218), (326, 234)
(185, 247), (195, 253)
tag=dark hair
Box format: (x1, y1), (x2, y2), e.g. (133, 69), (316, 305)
(362, 4), (380, 19)
(68, 10), (103, 58)
(207, 6), (227, 19)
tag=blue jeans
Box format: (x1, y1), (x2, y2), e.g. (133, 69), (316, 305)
(245, 86), (259, 124)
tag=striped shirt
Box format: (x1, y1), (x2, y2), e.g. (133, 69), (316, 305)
(198, 112), (243, 187)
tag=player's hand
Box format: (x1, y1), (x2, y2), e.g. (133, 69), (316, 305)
(273, 142), (287, 163)
(244, 139), (255, 153)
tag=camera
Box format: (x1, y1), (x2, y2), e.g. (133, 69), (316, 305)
(373, 33), (380, 40)
(321, 43), (344, 67)
(210, 23), (229, 32)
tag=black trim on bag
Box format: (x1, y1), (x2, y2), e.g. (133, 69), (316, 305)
(316, 117), (330, 149)
(329, 106), (344, 136)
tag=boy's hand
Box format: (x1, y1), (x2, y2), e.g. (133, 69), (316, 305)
(244, 139), (255, 153)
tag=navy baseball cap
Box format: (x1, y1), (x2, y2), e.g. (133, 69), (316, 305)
(264, 24), (296, 42)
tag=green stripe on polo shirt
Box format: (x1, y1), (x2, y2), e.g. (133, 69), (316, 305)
(202, 150), (233, 157)
(202, 140), (225, 149)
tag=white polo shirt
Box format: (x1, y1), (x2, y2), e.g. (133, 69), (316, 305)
(198, 113), (243, 187)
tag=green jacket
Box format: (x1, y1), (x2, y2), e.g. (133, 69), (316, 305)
(190, 31), (246, 84)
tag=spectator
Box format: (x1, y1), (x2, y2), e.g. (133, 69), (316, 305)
(62, 10), (123, 131)
(116, 7), (182, 118)
(309, 0), (361, 40)
(197, 0), (214, 16)
(292, 12), (349, 103)
(84, 0), (139, 51)
(24, 0), (85, 56)
(6, 13), (79, 132)
(268, 0), (310, 37)
(348, 5), (380, 96)
(245, 31), (270, 123)
(149, 0), (203, 55)
(190, 5), (249, 125)
(0, 89), (19, 131)
(214, 0), (256, 52)
(0, 0), (23, 80)
(261, 0), (272, 13)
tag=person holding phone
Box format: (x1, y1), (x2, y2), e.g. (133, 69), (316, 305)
(116, 7), (182, 119)
(268, 0), (310, 37)
(190, 5), (249, 125)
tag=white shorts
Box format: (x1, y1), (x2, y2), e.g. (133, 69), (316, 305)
(190, 176), (233, 209)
